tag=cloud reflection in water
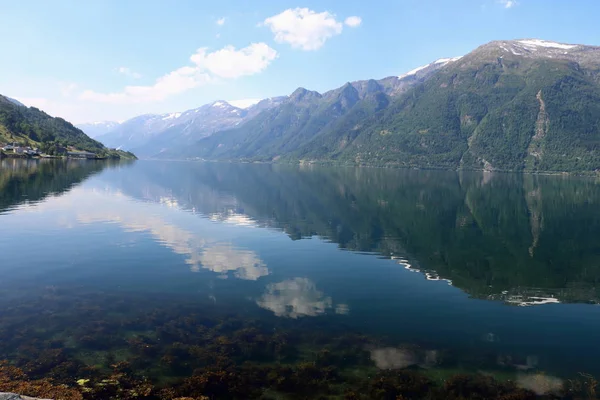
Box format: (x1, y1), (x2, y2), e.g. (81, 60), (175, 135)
(198, 243), (269, 280)
(257, 277), (347, 318)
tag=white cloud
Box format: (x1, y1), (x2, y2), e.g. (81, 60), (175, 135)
(81, 66), (210, 104)
(227, 98), (262, 109)
(191, 43), (277, 79)
(499, 0), (518, 8)
(216, 17), (225, 26)
(344, 16), (362, 27)
(117, 67), (142, 79)
(263, 8), (344, 50)
(81, 43), (277, 104)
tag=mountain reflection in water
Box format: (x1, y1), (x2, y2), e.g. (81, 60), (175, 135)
(1, 159), (600, 398)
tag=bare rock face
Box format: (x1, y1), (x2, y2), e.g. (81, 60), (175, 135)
(0, 394), (50, 400)
(460, 38), (600, 70)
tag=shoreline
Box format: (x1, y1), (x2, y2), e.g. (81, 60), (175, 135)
(142, 157), (600, 177)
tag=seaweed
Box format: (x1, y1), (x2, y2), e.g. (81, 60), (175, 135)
(0, 288), (593, 399)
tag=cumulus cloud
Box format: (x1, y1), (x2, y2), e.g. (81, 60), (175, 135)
(263, 8), (345, 50)
(499, 0), (518, 8)
(81, 43), (277, 104)
(81, 66), (210, 104)
(344, 16), (362, 27)
(117, 67), (142, 79)
(191, 43), (277, 79)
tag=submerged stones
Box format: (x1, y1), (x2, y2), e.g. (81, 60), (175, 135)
(0, 394), (51, 400)
(0, 288), (596, 399)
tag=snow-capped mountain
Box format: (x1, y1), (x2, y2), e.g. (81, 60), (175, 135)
(76, 121), (121, 138)
(90, 98), (286, 156)
(463, 38), (600, 67)
(398, 56), (462, 80)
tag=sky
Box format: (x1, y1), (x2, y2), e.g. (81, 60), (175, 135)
(2, 0), (600, 124)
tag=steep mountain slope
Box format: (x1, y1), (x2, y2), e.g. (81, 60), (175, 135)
(76, 121), (120, 138)
(184, 59), (457, 160)
(92, 97), (286, 158)
(92, 113), (181, 150)
(309, 39), (600, 171)
(0, 95), (102, 152)
(188, 39), (600, 172)
(133, 99), (285, 157)
(0, 95), (135, 158)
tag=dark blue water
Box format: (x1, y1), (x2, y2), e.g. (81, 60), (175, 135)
(1, 158), (599, 396)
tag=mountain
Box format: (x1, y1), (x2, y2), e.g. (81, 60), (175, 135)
(106, 162), (600, 305)
(182, 59), (456, 161)
(92, 97), (286, 158)
(185, 39), (600, 172)
(0, 95), (135, 159)
(76, 121), (120, 138)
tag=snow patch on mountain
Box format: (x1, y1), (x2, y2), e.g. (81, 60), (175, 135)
(398, 56), (462, 79)
(517, 39), (577, 50)
(162, 112), (182, 120)
(227, 98), (262, 109)
(434, 56), (462, 64)
(399, 64), (429, 79)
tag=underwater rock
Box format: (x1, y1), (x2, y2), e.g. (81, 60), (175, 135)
(0, 394), (50, 400)
(517, 373), (563, 395)
(370, 347), (419, 369)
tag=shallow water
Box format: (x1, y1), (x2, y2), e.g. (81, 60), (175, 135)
(1, 159), (599, 396)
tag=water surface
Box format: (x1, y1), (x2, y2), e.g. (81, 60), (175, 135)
(1, 159), (599, 396)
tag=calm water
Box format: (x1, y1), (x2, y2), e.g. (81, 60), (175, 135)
(1, 158), (600, 393)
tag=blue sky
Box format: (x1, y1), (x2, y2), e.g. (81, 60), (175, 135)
(2, 0), (600, 123)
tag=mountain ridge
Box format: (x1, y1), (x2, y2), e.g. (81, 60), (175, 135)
(180, 38), (600, 173)
(78, 38), (600, 172)
(85, 98), (287, 157)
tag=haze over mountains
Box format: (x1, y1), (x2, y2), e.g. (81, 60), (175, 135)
(78, 38), (600, 172)
(76, 121), (120, 138)
(78, 97), (287, 158)
(0, 95), (135, 159)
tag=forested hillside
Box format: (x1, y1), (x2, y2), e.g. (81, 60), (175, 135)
(186, 39), (600, 172)
(0, 95), (135, 159)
